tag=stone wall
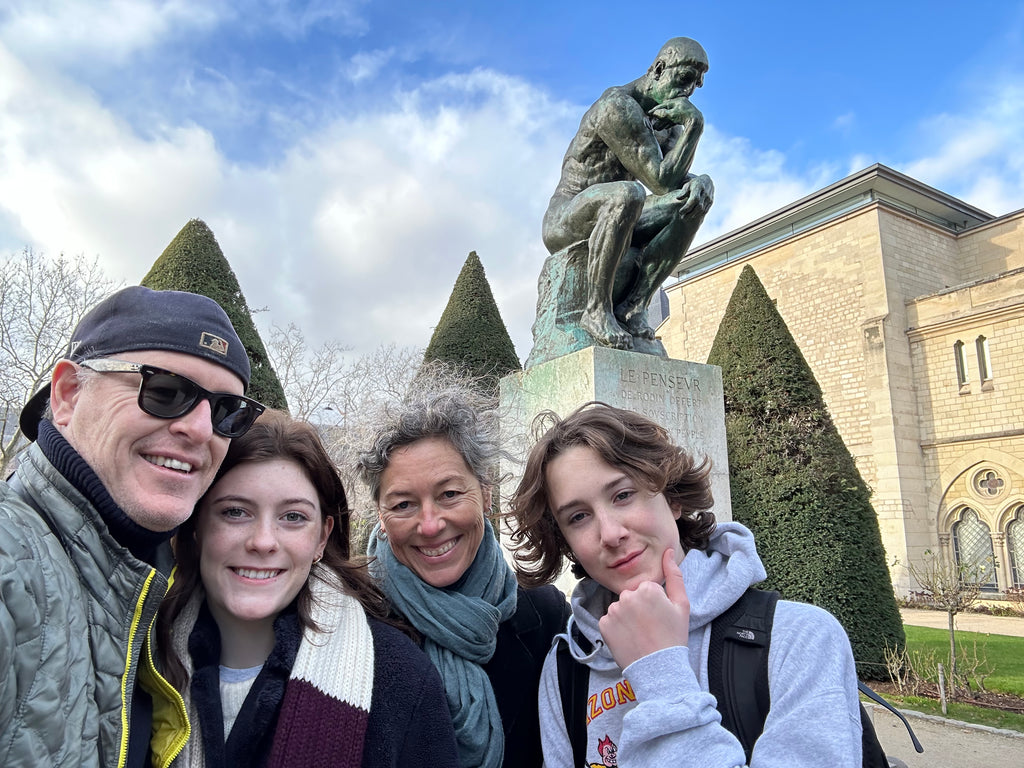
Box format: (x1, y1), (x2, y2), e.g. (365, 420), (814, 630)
(958, 211), (1024, 283)
(661, 201), (1024, 592)
(663, 206), (888, 484)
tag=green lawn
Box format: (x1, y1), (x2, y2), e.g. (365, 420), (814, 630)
(869, 624), (1024, 734)
(902, 625), (1024, 697)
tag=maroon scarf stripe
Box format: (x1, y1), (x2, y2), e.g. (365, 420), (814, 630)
(268, 677), (370, 768)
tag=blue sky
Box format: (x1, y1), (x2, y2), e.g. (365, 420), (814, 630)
(2, 0), (1023, 360)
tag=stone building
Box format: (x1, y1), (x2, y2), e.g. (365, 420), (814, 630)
(660, 164), (1024, 594)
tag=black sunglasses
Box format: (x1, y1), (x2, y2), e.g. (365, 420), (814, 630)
(79, 359), (265, 438)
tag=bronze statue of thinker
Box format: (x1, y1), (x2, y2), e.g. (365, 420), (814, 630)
(527, 37), (714, 368)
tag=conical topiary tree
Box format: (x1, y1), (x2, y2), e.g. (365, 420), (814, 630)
(141, 219), (287, 410)
(706, 264), (903, 678)
(423, 251), (522, 392)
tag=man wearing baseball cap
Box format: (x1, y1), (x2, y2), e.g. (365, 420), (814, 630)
(0, 286), (265, 767)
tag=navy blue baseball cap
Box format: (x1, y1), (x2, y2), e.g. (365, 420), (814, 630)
(20, 286), (251, 441)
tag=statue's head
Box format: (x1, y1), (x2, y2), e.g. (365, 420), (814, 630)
(653, 37), (709, 73)
(646, 37), (708, 101)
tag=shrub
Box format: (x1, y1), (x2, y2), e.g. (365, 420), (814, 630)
(707, 264), (904, 677)
(423, 251), (521, 393)
(142, 219), (287, 409)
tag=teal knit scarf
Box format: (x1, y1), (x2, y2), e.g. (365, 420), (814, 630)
(368, 523), (518, 768)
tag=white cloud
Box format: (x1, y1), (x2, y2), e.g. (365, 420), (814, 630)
(3, 15), (1023, 373)
(347, 48), (395, 82)
(0, 0), (221, 67)
(847, 154), (874, 176)
(832, 112), (855, 130)
(246, 0), (369, 39)
(903, 81), (1024, 215)
(692, 125), (835, 241)
(0, 42), (577, 360)
(0, 40), (225, 274)
(240, 67), (578, 358)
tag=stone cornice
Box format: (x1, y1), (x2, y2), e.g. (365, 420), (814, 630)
(673, 164), (993, 282)
(907, 298), (1024, 339)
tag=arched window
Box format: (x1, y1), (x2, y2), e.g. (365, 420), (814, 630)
(952, 508), (998, 591)
(975, 335), (992, 383)
(1008, 508), (1024, 589)
(953, 340), (968, 389)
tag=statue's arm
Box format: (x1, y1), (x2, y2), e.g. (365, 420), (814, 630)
(595, 91), (704, 196)
(654, 99), (704, 189)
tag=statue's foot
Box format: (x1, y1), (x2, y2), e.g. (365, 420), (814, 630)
(582, 308), (633, 350)
(615, 303), (656, 340)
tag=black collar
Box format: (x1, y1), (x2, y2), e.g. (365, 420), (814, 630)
(37, 420), (172, 564)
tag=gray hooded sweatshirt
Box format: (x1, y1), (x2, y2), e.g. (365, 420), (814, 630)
(538, 523), (863, 768)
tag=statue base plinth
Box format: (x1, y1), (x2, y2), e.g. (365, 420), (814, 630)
(525, 242), (666, 368)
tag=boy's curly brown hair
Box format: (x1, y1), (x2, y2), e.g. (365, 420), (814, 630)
(508, 402), (715, 587)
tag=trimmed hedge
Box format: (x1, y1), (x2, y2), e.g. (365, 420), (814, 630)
(707, 264), (904, 678)
(424, 251), (521, 392)
(142, 219), (287, 410)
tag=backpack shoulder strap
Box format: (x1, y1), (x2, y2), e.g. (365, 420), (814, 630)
(858, 680), (922, 766)
(708, 587), (779, 763)
(858, 701), (890, 768)
(556, 638), (589, 768)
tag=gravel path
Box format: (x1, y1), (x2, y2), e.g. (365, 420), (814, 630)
(871, 705), (1024, 768)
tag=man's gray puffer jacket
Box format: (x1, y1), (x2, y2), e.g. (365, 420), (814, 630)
(0, 443), (189, 768)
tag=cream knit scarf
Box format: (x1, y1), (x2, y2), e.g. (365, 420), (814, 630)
(169, 566), (375, 767)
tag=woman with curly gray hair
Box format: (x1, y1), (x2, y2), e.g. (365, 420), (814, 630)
(358, 383), (568, 768)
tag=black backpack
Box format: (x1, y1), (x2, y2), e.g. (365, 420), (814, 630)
(556, 588), (921, 767)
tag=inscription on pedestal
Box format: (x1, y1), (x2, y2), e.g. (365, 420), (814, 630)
(606, 360), (717, 455)
(617, 367), (705, 437)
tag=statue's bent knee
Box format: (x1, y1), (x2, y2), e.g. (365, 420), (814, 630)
(605, 182), (646, 218)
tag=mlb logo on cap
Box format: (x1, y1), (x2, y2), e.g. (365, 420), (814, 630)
(200, 332), (230, 356)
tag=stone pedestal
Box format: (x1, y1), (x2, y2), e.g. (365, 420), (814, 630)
(498, 346), (731, 591)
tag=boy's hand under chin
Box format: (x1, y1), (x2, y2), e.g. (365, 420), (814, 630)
(599, 548), (690, 669)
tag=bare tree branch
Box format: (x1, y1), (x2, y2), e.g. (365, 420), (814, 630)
(0, 249), (119, 473)
(265, 327), (428, 551)
(901, 549), (995, 697)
